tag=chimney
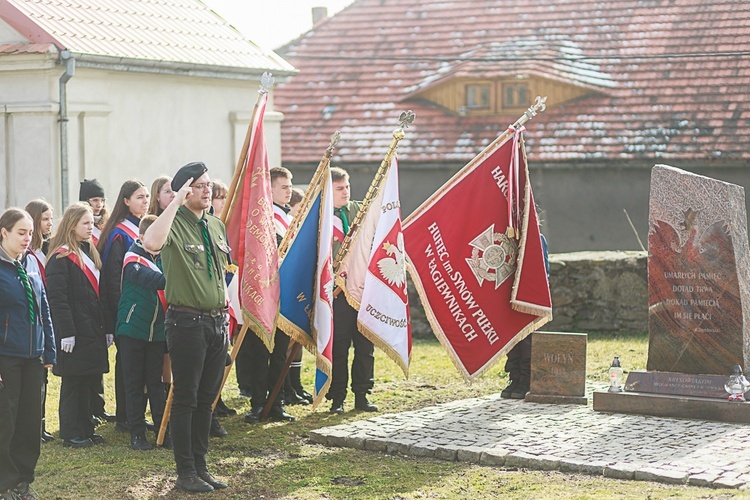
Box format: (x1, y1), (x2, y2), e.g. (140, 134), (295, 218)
(312, 7), (328, 26)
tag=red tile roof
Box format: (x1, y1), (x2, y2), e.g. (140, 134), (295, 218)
(275, 0), (750, 164)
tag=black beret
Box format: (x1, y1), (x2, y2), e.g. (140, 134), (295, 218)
(79, 178), (105, 201)
(171, 161), (208, 192)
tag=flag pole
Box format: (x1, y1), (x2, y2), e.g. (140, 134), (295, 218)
(157, 74), (274, 445)
(221, 71), (274, 223)
(210, 73), (276, 411)
(278, 130), (341, 261)
(332, 110), (416, 279)
(402, 96), (547, 228)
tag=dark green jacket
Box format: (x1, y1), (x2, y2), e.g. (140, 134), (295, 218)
(116, 241), (166, 342)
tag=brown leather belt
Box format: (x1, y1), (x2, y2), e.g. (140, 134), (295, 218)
(168, 305), (228, 318)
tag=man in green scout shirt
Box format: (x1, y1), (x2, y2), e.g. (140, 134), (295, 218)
(143, 162), (230, 494)
(327, 166), (378, 414)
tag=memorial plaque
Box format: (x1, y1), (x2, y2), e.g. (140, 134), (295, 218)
(624, 370), (742, 399)
(527, 331), (587, 404)
(648, 165), (750, 375)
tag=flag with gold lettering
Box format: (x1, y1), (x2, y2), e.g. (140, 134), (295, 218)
(224, 93), (279, 350)
(403, 127), (552, 381)
(356, 157), (411, 376)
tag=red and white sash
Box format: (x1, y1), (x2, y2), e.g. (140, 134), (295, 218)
(30, 248), (47, 285)
(55, 245), (100, 296)
(122, 251), (167, 312)
(92, 226), (101, 246)
(333, 216), (345, 243)
(273, 204), (290, 238)
(116, 219), (139, 240)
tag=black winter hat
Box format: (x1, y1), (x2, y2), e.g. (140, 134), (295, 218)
(79, 178), (105, 201)
(171, 162), (208, 192)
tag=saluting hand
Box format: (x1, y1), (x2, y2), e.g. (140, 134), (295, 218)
(174, 177), (194, 206)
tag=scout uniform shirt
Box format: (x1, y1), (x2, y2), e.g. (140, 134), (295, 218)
(333, 200), (362, 260)
(161, 206), (230, 311)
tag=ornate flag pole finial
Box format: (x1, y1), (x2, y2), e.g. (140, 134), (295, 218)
(259, 72), (274, 95)
(514, 96), (547, 129)
(327, 130), (341, 153)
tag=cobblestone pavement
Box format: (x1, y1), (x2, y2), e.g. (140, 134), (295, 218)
(310, 384), (750, 490)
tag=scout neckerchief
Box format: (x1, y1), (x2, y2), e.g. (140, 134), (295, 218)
(199, 217), (214, 281)
(55, 244), (100, 296)
(14, 257), (35, 325)
(101, 215), (139, 264)
(123, 251), (167, 312)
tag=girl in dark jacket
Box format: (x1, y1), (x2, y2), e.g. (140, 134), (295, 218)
(116, 215), (168, 451)
(24, 199), (56, 443)
(0, 208), (56, 499)
(47, 203), (109, 448)
(97, 180), (150, 430)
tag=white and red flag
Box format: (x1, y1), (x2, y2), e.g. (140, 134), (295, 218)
(403, 127), (552, 381)
(356, 158), (411, 376)
(224, 92), (279, 350)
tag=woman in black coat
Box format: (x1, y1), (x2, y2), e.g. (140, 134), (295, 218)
(46, 203), (109, 448)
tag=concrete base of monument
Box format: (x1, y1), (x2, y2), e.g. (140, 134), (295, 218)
(593, 390), (750, 424)
(525, 393), (587, 405)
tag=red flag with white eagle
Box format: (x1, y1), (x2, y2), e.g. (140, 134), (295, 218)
(403, 127), (551, 381)
(357, 157), (411, 376)
(224, 92), (279, 351)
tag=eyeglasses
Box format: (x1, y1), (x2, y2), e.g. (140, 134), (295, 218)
(191, 182), (214, 191)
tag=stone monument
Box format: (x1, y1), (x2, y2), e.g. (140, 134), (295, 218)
(594, 165), (750, 423)
(526, 332), (587, 405)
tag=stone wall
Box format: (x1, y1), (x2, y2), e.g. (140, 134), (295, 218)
(408, 250), (648, 338)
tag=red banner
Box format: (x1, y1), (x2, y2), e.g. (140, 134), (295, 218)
(403, 131), (551, 380)
(224, 94), (279, 349)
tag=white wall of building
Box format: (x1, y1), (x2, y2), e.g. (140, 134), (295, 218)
(0, 47), (284, 213)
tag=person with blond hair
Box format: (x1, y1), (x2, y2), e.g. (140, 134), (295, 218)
(0, 208), (55, 499)
(46, 204), (109, 449)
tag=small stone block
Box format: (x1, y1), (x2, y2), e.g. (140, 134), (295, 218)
(409, 444), (436, 457)
(634, 467), (688, 484)
(308, 431), (327, 445)
(364, 438), (388, 452)
(456, 447), (484, 463)
(525, 394), (587, 405)
(343, 436), (366, 449)
(505, 451), (539, 469)
(533, 455), (561, 471)
(326, 434), (348, 447)
(568, 460), (609, 476)
(529, 332), (587, 399)
(479, 448), (510, 466)
(713, 477), (746, 489)
(688, 473), (720, 487)
(434, 446), (459, 461)
(604, 463), (639, 480)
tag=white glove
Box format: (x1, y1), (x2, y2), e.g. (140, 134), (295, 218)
(61, 337), (75, 353)
(106, 334), (114, 347)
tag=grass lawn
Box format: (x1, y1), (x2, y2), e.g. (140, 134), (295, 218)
(34, 333), (747, 499)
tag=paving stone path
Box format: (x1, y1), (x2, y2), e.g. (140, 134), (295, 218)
(310, 384), (750, 490)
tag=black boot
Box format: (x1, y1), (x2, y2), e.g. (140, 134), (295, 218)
(290, 365), (313, 403)
(510, 377), (530, 399)
(284, 374), (308, 406)
(210, 413), (228, 437)
(354, 393), (378, 412)
(501, 378), (519, 399)
(41, 419), (55, 443)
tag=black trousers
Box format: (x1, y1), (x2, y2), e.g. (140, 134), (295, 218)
(119, 336), (167, 436)
(247, 329), (289, 410)
(59, 373), (98, 441)
(0, 356), (43, 491)
(505, 336), (532, 380)
(328, 295), (374, 401)
(165, 309), (227, 476)
(89, 375), (106, 417)
(234, 329), (253, 392)
(114, 340), (127, 423)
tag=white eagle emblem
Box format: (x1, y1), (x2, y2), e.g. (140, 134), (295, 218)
(377, 232), (406, 288)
